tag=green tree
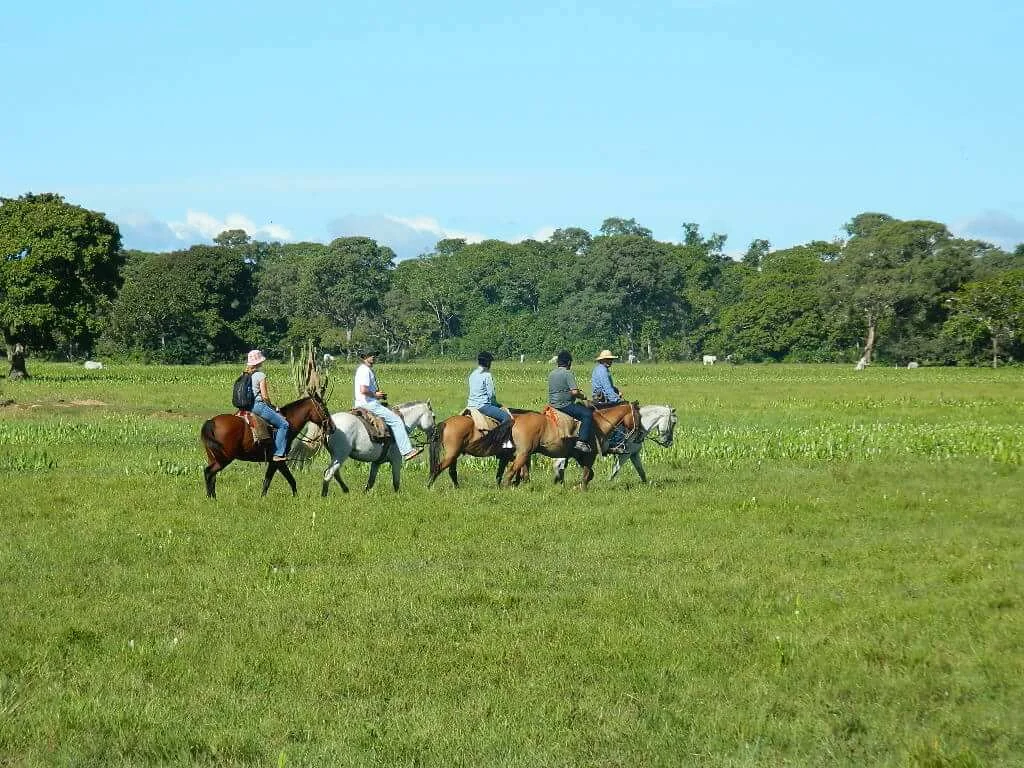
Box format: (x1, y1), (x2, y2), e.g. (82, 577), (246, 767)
(599, 217), (653, 239)
(830, 215), (970, 366)
(0, 193), (123, 377)
(102, 244), (253, 363)
(296, 237), (394, 355)
(943, 269), (1024, 366)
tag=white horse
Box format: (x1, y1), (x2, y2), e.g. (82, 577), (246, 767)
(291, 401), (436, 495)
(553, 404), (677, 484)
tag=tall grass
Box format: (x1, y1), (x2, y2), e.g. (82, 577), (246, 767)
(0, 362), (1021, 766)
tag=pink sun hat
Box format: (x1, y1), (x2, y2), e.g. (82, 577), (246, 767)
(246, 349), (267, 366)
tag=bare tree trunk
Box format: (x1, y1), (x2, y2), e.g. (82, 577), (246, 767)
(8, 343), (29, 380)
(992, 336), (999, 368)
(856, 321), (876, 369)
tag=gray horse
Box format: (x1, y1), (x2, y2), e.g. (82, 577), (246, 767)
(553, 404), (676, 484)
(291, 401), (436, 495)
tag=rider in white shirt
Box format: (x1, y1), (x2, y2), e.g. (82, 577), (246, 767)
(353, 350), (422, 461)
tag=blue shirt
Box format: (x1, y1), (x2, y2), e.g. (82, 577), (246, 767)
(467, 366), (498, 408)
(591, 364), (620, 403)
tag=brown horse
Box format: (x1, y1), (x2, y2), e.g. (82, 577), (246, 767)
(500, 402), (640, 490)
(201, 395), (335, 498)
(427, 411), (521, 488)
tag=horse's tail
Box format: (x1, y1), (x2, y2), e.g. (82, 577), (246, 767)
(477, 418), (513, 453)
(201, 419), (225, 462)
(289, 421), (327, 470)
(429, 419), (446, 474)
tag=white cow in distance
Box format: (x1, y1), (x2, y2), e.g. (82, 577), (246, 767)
(83, 360), (103, 370)
(702, 355), (717, 365)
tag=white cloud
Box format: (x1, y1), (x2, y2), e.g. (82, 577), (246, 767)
(511, 225), (557, 243)
(169, 210), (293, 242)
(327, 214), (488, 259)
(958, 210), (1024, 250)
(117, 210), (294, 252)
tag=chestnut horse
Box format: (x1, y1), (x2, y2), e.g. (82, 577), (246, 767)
(201, 394), (335, 498)
(498, 402), (639, 490)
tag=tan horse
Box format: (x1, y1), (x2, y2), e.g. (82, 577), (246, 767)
(502, 402), (640, 490)
(428, 411), (520, 488)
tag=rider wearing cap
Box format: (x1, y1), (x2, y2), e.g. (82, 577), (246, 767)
(354, 350), (422, 462)
(547, 350), (593, 453)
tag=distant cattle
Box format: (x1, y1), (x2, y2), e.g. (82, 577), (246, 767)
(83, 360), (103, 370)
(702, 355), (717, 365)
(907, 361), (919, 369)
(322, 353), (335, 365)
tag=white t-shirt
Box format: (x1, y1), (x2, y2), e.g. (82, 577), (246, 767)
(354, 363), (378, 407)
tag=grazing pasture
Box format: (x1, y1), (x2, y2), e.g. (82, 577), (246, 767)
(1, 361), (1022, 766)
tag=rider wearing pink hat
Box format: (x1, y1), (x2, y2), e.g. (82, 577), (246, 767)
(247, 349), (290, 461)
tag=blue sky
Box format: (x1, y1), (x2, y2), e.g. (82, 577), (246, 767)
(3, 0), (1022, 258)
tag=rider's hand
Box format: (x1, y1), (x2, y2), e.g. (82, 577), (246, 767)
(376, 390), (386, 399)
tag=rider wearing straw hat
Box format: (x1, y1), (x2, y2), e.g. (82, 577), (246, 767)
(591, 349), (622, 405)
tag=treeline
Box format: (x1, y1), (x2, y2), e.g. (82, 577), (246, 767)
(3, 194), (1024, 372)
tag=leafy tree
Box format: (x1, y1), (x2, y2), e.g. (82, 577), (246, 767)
(831, 215), (971, 366)
(101, 244), (253, 363)
(0, 193), (123, 377)
(548, 227), (593, 257)
(247, 242), (327, 353)
(742, 238), (771, 270)
(599, 217), (653, 239)
(721, 243), (834, 361)
(943, 269), (1024, 366)
(295, 237), (394, 355)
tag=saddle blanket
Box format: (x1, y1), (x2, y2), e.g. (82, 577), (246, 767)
(461, 407), (500, 433)
(351, 408), (392, 443)
(542, 405), (580, 440)
(237, 410), (271, 443)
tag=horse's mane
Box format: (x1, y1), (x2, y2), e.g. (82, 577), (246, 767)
(394, 400), (428, 409)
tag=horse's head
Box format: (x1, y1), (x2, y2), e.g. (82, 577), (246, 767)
(398, 400), (436, 436)
(641, 405), (676, 447)
(310, 392), (336, 434)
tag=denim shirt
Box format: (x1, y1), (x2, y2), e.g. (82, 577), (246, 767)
(467, 367), (498, 408)
(591, 364), (620, 402)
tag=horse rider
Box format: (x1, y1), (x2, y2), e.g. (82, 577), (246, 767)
(353, 350), (423, 462)
(592, 349), (628, 453)
(547, 350), (593, 453)
(468, 351), (511, 425)
(247, 349), (290, 461)
(591, 349), (623, 405)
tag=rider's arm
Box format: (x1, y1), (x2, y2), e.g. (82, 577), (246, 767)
(259, 376), (273, 406)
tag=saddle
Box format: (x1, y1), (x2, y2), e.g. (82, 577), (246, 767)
(461, 407), (500, 433)
(350, 407), (392, 443)
(236, 410), (272, 444)
(542, 405), (580, 440)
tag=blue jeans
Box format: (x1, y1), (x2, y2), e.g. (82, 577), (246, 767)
(363, 401), (413, 455)
(253, 401), (289, 457)
(557, 403), (593, 442)
(477, 404), (510, 424)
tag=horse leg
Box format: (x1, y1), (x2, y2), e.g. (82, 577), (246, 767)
(610, 454), (623, 481)
(204, 462), (223, 499)
(578, 459), (594, 490)
(428, 453), (458, 488)
(366, 460), (381, 492)
(321, 453), (345, 497)
(447, 460), (459, 488)
(553, 458), (566, 485)
(630, 452), (648, 483)
(495, 456), (509, 487)
(261, 462), (277, 496)
(278, 463), (298, 496)
(504, 453), (530, 487)
(391, 457), (401, 492)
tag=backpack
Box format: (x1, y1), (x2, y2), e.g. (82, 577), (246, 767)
(232, 371), (256, 410)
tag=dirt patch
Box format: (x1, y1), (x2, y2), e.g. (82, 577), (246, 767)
(69, 399), (107, 406)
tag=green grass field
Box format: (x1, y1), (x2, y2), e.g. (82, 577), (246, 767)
(1, 361), (1022, 767)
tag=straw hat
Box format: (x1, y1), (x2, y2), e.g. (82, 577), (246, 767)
(247, 349), (267, 366)
(595, 350), (619, 361)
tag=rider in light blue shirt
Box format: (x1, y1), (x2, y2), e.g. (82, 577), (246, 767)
(591, 349), (622, 404)
(467, 351), (509, 424)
